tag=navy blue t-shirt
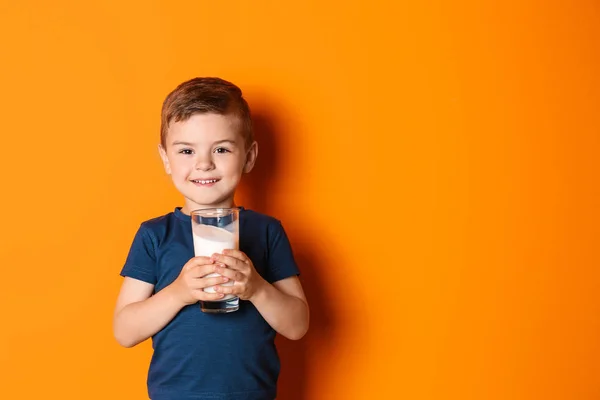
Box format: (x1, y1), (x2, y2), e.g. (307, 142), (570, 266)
(120, 207), (300, 400)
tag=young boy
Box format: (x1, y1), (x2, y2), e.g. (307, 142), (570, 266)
(113, 77), (309, 400)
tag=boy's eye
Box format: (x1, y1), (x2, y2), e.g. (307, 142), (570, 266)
(179, 149), (194, 155)
(214, 147), (231, 154)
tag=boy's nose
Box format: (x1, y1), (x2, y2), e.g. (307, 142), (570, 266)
(195, 157), (215, 171)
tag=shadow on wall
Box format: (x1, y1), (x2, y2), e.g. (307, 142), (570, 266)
(239, 106), (340, 400)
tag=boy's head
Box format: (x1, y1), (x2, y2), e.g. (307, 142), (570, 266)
(160, 77), (254, 149)
(158, 77), (258, 213)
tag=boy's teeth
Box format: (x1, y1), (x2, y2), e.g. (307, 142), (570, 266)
(194, 179), (217, 184)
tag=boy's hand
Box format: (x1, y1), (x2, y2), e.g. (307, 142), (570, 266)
(170, 256), (229, 305)
(210, 250), (266, 301)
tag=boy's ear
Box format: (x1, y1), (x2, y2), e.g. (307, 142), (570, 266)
(243, 141), (258, 173)
(158, 144), (171, 175)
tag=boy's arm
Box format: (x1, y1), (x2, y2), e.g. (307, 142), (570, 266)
(113, 257), (228, 347)
(250, 276), (309, 341)
(113, 277), (185, 348)
(210, 249), (310, 340)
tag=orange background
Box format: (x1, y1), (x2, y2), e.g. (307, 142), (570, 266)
(1, 1), (599, 399)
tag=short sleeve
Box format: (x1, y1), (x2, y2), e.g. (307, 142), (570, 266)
(266, 221), (300, 283)
(120, 224), (158, 285)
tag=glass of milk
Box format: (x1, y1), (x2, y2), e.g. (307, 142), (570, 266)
(191, 207), (240, 313)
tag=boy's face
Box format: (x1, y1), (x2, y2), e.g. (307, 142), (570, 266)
(158, 113), (257, 213)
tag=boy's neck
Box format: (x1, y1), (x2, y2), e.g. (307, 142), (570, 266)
(181, 199), (237, 215)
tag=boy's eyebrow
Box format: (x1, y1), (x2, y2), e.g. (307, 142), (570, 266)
(171, 139), (238, 146)
(171, 141), (195, 146)
(213, 139), (237, 145)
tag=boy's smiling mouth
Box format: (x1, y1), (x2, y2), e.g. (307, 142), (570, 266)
(190, 178), (221, 187)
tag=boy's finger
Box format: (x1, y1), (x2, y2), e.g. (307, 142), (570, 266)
(192, 256), (215, 265)
(188, 264), (218, 277)
(194, 290), (225, 301)
(214, 284), (237, 295)
(213, 265), (243, 281)
(221, 249), (250, 263)
(211, 254), (246, 271)
(185, 257), (213, 270)
(197, 275), (229, 289)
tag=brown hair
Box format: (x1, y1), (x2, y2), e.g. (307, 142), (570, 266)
(160, 77), (254, 148)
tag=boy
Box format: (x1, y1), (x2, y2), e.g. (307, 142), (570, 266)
(113, 77), (309, 400)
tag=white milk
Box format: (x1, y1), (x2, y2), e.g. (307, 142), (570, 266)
(192, 224), (238, 299)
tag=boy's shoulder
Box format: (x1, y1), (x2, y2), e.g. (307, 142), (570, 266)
(134, 210), (178, 240)
(240, 207), (282, 227)
(140, 211), (175, 229)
